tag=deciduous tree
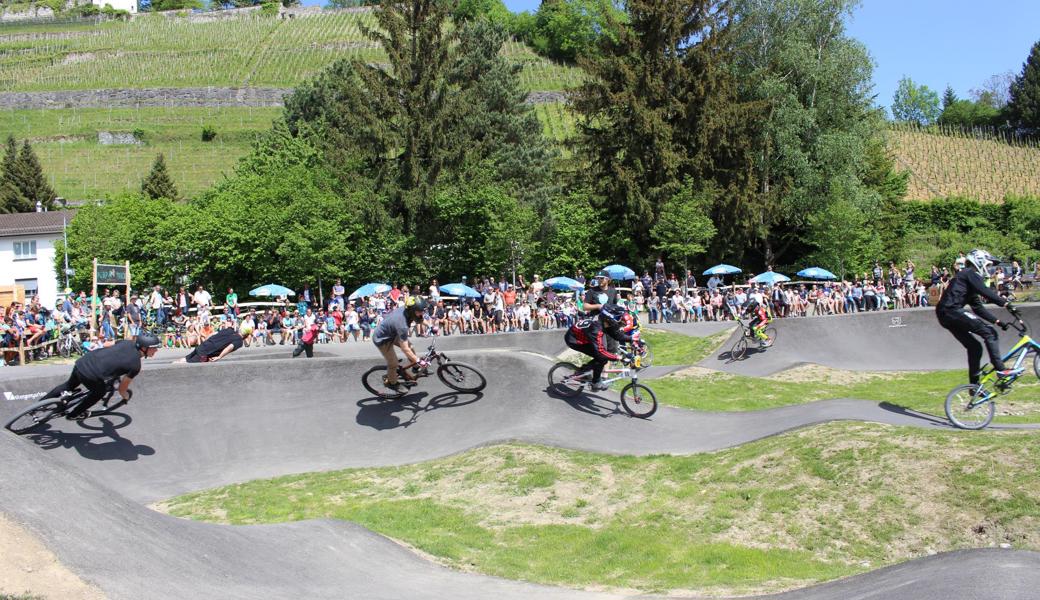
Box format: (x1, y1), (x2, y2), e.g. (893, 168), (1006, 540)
(891, 76), (941, 125)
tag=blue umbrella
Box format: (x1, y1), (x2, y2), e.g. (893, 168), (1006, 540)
(749, 271), (791, 285)
(439, 283), (483, 298)
(703, 264), (742, 276)
(602, 264), (636, 280)
(348, 282), (391, 300)
(249, 283), (295, 297)
(797, 267), (837, 280)
(544, 276), (584, 291)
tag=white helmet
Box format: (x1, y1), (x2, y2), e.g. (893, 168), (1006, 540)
(965, 249), (994, 278)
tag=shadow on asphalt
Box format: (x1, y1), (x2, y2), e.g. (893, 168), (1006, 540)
(22, 413), (156, 461)
(355, 391), (483, 430)
(543, 385), (624, 418)
(716, 345), (766, 363)
(878, 401), (951, 427)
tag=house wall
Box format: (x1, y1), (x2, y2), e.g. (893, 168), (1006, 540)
(0, 235), (62, 308)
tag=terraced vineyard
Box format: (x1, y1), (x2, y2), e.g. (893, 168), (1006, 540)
(0, 12), (581, 92)
(887, 124), (1040, 202)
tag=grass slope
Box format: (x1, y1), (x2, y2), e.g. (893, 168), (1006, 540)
(162, 423), (1040, 596)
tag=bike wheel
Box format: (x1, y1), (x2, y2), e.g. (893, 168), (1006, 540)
(57, 337), (72, 358)
(945, 383), (995, 430)
(361, 365), (405, 399)
(1033, 351), (1040, 380)
(620, 382), (658, 418)
(4, 398), (65, 434)
(763, 326), (778, 347)
(436, 362), (487, 393)
(731, 337), (748, 360)
(548, 362), (584, 398)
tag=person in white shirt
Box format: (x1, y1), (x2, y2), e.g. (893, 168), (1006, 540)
(516, 302), (531, 331)
(530, 275), (544, 297)
(429, 279), (441, 301)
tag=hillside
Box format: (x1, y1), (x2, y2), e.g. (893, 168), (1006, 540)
(887, 125), (1040, 202)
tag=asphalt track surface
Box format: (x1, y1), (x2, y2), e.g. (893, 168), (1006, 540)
(2, 306), (1040, 599)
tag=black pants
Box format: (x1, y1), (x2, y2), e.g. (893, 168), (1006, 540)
(41, 367), (107, 418)
(938, 310), (1005, 384)
(566, 338), (611, 382)
(292, 342), (314, 358)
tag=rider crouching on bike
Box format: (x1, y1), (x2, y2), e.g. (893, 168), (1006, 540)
(742, 296), (771, 347)
(372, 297), (427, 394)
(936, 248), (1022, 385)
(39, 332), (161, 420)
(565, 303), (637, 391)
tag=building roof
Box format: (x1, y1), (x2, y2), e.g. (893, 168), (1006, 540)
(0, 210), (76, 238)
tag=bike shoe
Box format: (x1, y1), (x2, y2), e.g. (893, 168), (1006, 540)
(996, 368), (1024, 379)
(591, 381), (609, 391)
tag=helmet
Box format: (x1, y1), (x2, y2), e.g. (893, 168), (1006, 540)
(407, 297), (428, 323)
(599, 303), (625, 325)
(743, 296), (759, 311)
(965, 249), (994, 278)
(135, 331), (161, 351)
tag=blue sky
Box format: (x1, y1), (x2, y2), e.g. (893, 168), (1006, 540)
(307, 0), (1040, 112)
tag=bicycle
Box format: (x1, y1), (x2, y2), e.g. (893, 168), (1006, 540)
(4, 381), (131, 435)
(361, 340), (487, 400)
(547, 347), (658, 418)
(56, 324), (86, 359)
(945, 310), (1040, 430)
(730, 317), (777, 360)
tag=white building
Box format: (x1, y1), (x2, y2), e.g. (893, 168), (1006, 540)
(91, 0), (138, 14)
(0, 211), (75, 309)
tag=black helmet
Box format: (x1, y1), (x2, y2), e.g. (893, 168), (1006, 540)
(407, 297), (429, 323)
(135, 331), (161, 351)
(599, 303), (625, 325)
(743, 297), (759, 310)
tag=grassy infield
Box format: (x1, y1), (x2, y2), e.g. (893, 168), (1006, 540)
(162, 328), (1040, 596)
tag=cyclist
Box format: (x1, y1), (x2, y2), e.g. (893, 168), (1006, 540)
(565, 303), (638, 391)
(742, 295), (771, 347)
(179, 324), (244, 363)
(39, 332), (161, 420)
(372, 297), (427, 394)
(936, 248), (1022, 386)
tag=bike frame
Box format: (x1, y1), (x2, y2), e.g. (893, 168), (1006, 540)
(978, 329), (1039, 387)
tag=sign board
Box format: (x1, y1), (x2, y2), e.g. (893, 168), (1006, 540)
(96, 264), (128, 285)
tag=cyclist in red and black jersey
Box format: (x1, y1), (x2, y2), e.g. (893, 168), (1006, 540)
(564, 303), (635, 390)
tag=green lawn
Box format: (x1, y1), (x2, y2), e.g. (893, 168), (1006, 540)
(163, 422), (1040, 596)
(0, 106), (280, 199)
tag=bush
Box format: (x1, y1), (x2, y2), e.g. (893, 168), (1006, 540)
(260, 0), (279, 16)
(132, 127), (147, 142)
(201, 125), (217, 142)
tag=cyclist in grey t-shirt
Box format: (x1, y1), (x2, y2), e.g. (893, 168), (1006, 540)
(372, 299), (426, 393)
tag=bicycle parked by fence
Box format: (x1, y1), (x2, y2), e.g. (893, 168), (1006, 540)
(4, 380), (130, 435)
(548, 348), (658, 418)
(945, 310), (1040, 430)
(361, 340), (487, 400)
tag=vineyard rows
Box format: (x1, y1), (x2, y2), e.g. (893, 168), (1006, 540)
(0, 12), (582, 92)
(887, 125), (1040, 202)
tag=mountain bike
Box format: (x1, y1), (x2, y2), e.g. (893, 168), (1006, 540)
(4, 381), (130, 435)
(730, 317), (777, 360)
(945, 311), (1040, 430)
(548, 347), (658, 418)
(361, 340), (487, 400)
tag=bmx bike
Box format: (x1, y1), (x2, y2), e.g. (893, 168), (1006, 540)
(730, 317), (777, 360)
(547, 348), (658, 418)
(945, 310), (1040, 430)
(361, 340), (487, 400)
(4, 381), (131, 435)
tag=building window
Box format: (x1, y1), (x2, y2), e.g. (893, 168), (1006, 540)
(16, 278), (38, 298)
(14, 240), (37, 260)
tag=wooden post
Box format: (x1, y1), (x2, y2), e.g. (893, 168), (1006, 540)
(125, 260), (132, 339)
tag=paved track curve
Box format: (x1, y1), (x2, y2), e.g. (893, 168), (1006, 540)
(2, 311), (1040, 599)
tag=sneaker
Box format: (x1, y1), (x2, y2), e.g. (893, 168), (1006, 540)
(591, 380), (609, 391)
(996, 368), (1023, 379)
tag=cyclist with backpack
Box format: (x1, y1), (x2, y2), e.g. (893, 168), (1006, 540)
(38, 332), (161, 420)
(564, 303), (639, 391)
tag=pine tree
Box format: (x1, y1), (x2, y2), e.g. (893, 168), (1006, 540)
(11, 140), (55, 212)
(942, 85), (958, 109)
(0, 135), (26, 213)
(141, 153), (179, 200)
(1009, 40), (1040, 129)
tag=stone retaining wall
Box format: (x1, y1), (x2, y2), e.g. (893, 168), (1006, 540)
(0, 87), (567, 110)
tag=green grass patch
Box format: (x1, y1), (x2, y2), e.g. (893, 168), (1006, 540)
(640, 327), (732, 366)
(650, 367), (1040, 422)
(163, 423), (1040, 596)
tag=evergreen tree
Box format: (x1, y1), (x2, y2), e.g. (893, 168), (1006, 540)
(0, 135), (27, 213)
(11, 140), (55, 211)
(1009, 40), (1040, 129)
(141, 153), (180, 200)
(571, 0), (750, 262)
(942, 85), (958, 109)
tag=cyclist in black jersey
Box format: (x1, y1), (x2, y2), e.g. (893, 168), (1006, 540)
(936, 249), (1022, 384)
(564, 303), (636, 390)
(39, 332), (162, 420)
